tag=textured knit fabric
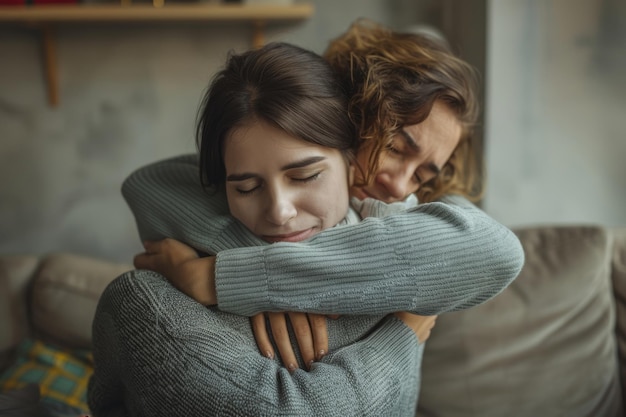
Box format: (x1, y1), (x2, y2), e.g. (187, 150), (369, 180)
(121, 154), (524, 316)
(89, 271), (423, 417)
(88, 154), (524, 416)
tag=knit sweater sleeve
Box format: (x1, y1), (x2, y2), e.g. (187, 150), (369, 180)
(216, 195), (524, 316)
(88, 271), (422, 417)
(123, 154), (525, 317)
(122, 153), (266, 251)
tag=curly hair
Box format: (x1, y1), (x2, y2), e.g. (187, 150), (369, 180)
(324, 19), (482, 202)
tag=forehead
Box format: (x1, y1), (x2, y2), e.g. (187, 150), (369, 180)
(402, 101), (462, 159)
(224, 120), (347, 171)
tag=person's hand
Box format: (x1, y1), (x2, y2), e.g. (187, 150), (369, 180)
(393, 312), (437, 344)
(134, 239), (217, 306)
(251, 312), (329, 372)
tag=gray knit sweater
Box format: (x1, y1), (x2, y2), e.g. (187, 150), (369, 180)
(89, 271), (423, 416)
(88, 154), (524, 416)
(120, 154), (524, 316)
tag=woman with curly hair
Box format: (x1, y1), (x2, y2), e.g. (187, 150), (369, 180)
(325, 19), (482, 204)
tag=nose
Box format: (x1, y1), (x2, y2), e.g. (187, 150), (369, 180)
(376, 168), (416, 202)
(265, 189), (297, 226)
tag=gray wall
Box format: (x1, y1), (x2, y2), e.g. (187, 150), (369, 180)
(0, 1), (431, 262)
(484, 0), (626, 227)
(2, 0), (624, 263)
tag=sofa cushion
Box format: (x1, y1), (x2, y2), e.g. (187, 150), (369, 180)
(0, 338), (92, 415)
(417, 225), (622, 417)
(0, 384), (45, 417)
(31, 253), (131, 349)
(0, 255), (39, 369)
(610, 227), (626, 406)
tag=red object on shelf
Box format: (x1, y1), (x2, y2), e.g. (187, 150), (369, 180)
(0, 0), (78, 4)
(0, 0), (26, 5)
(32, 0), (79, 3)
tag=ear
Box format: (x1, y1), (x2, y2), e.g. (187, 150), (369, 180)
(348, 164), (355, 187)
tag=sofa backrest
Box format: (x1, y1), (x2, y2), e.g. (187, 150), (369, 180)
(610, 227), (626, 407)
(417, 225), (626, 417)
(2, 225), (626, 417)
(0, 253), (131, 368)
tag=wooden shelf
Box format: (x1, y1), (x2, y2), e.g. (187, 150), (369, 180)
(0, 3), (314, 22)
(0, 3), (315, 106)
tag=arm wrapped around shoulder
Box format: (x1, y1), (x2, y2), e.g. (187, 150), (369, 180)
(215, 194), (525, 316)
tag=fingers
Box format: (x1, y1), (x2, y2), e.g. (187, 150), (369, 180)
(267, 313), (299, 372)
(142, 240), (156, 252)
(253, 312), (329, 372)
(251, 313), (274, 360)
(288, 312), (315, 370)
(134, 238), (198, 271)
(141, 239), (163, 254)
(419, 315), (437, 344)
(133, 251), (154, 270)
(307, 314), (328, 361)
(393, 312), (438, 344)
(134, 240), (163, 269)
(417, 315), (437, 344)
(141, 238), (198, 258)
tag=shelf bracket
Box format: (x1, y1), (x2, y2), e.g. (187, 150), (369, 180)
(251, 20), (266, 49)
(34, 20), (266, 107)
(41, 25), (59, 107)
(2, 4), (315, 107)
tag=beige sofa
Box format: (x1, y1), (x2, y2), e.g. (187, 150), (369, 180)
(1, 225), (625, 417)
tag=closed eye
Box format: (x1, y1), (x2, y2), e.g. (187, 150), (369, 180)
(386, 143), (402, 155)
(293, 172), (321, 183)
(234, 172), (321, 194)
(236, 186), (260, 195)
(232, 178), (262, 195)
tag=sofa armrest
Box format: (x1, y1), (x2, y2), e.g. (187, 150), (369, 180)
(611, 227), (626, 406)
(0, 255), (40, 370)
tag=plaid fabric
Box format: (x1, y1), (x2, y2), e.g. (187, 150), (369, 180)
(0, 338), (92, 413)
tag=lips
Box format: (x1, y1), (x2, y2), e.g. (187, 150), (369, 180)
(263, 228), (316, 243)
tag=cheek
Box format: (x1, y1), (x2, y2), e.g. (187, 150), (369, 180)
(307, 195), (348, 230)
(226, 192), (256, 231)
(314, 172), (350, 227)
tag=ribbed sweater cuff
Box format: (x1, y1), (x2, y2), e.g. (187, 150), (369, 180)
(368, 316), (420, 360)
(215, 247), (269, 316)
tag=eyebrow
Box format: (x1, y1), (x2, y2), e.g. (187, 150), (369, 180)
(400, 130), (442, 175)
(226, 156), (327, 182)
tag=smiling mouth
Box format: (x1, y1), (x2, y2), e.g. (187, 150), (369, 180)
(263, 228), (316, 243)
